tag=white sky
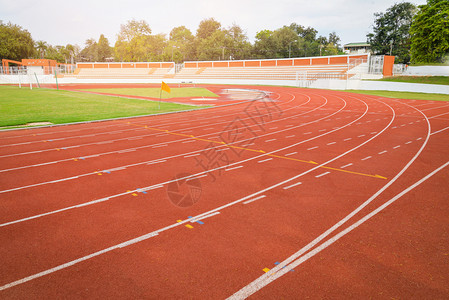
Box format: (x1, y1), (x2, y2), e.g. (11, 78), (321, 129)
(0, 0), (427, 48)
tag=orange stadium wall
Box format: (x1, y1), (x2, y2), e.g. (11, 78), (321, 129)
(183, 54), (369, 69)
(76, 62), (175, 69)
(382, 55), (395, 76)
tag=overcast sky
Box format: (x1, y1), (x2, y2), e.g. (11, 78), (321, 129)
(1, 0), (427, 48)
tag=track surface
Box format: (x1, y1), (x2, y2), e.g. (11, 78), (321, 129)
(0, 85), (448, 299)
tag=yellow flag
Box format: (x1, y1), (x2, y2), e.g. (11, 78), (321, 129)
(161, 81), (171, 93)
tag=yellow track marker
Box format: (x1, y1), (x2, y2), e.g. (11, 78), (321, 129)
(262, 268), (270, 273)
(123, 121), (387, 180)
(177, 220), (194, 229)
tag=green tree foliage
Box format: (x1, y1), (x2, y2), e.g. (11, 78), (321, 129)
(410, 0), (449, 63)
(367, 2), (416, 63)
(0, 21), (35, 61)
(97, 34), (112, 61)
(167, 26), (195, 62)
(114, 20), (154, 61)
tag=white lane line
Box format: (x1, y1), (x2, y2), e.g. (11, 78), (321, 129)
(361, 156), (372, 161)
(0, 95), (381, 289)
(228, 98), (431, 300)
(416, 137), (422, 141)
(327, 142), (336, 145)
(181, 140), (195, 143)
(307, 146), (318, 150)
(151, 144), (168, 148)
(243, 195), (267, 205)
(303, 132), (312, 135)
(340, 163), (353, 169)
(357, 134), (365, 138)
(405, 141), (412, 145)
(370, 132), (377, 135)
(343, 138), (352, 141)
(189, 212), (221, 223)
(378, 150), (387, 155)
(282, 181), (302, 190)
(146, 160), (166, 165)
(229, 160), (448, 299)
(265, 139), (277, 143)
(258, 158), (273, 163)
(285, 152), (297, 156)
(184, 153), (200, 158)
(117, 149), (136, 153)
(286, 135), (295, 138)
(225, 165), (243, 171)
(431, 126), (449, 135)
(96, 141), (113, 144)
(315, 171), (330, 178)
(393, 145), (401, 149)
(186, 174), (207, 181)
(318, 129), (327, 132)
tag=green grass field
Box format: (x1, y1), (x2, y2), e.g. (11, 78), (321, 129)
(0, 86), (205, 128)
(376, 76), (449, 85)
(81, 87), (219, 99)
(346, 90), (449, 102)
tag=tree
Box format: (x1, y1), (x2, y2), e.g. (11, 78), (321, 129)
(96, 34), (112, 61)
(168, 26), (195, 62)
(114, 20), (155, 61)
(35, 40), (48, 59)
(410, 0), (449, 63)
(196, 18), (221, 40)
(254, 29), (277, 58)
(273, 26), (298, 58)
(0, 21), (35, 61)
(367, 2), (416, 63)
(80, 38), (97, 61)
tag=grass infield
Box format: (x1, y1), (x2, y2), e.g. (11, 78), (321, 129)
(80, 87), (219, 99)
(376, 76), (449, 86)
(345, 90), (449, 102)
(0, 86), (204, 128)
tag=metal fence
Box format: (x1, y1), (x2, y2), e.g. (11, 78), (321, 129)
(0, 65), (76, 75)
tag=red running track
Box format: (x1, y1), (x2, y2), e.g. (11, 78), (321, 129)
(0, 85), (448, 299)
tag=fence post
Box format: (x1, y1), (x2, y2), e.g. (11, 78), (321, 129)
(54, 70), (59, 90)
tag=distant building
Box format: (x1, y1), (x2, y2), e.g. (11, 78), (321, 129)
(343, 42), (371, 54)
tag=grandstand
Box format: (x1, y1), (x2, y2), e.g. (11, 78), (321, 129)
(1, 54), (395, 89)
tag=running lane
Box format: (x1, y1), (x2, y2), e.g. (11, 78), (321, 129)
(0, 86), (447, 299)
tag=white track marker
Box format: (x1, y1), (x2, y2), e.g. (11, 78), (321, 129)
(282, 181), (302, 190)
(285, 152), (297, 156)
(225, 165), (244, 172)
(340, 163), (353, 169)
(257, 158), (273, 163)
(243, 195), (267, 205)
(315, 172), (330, 178)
